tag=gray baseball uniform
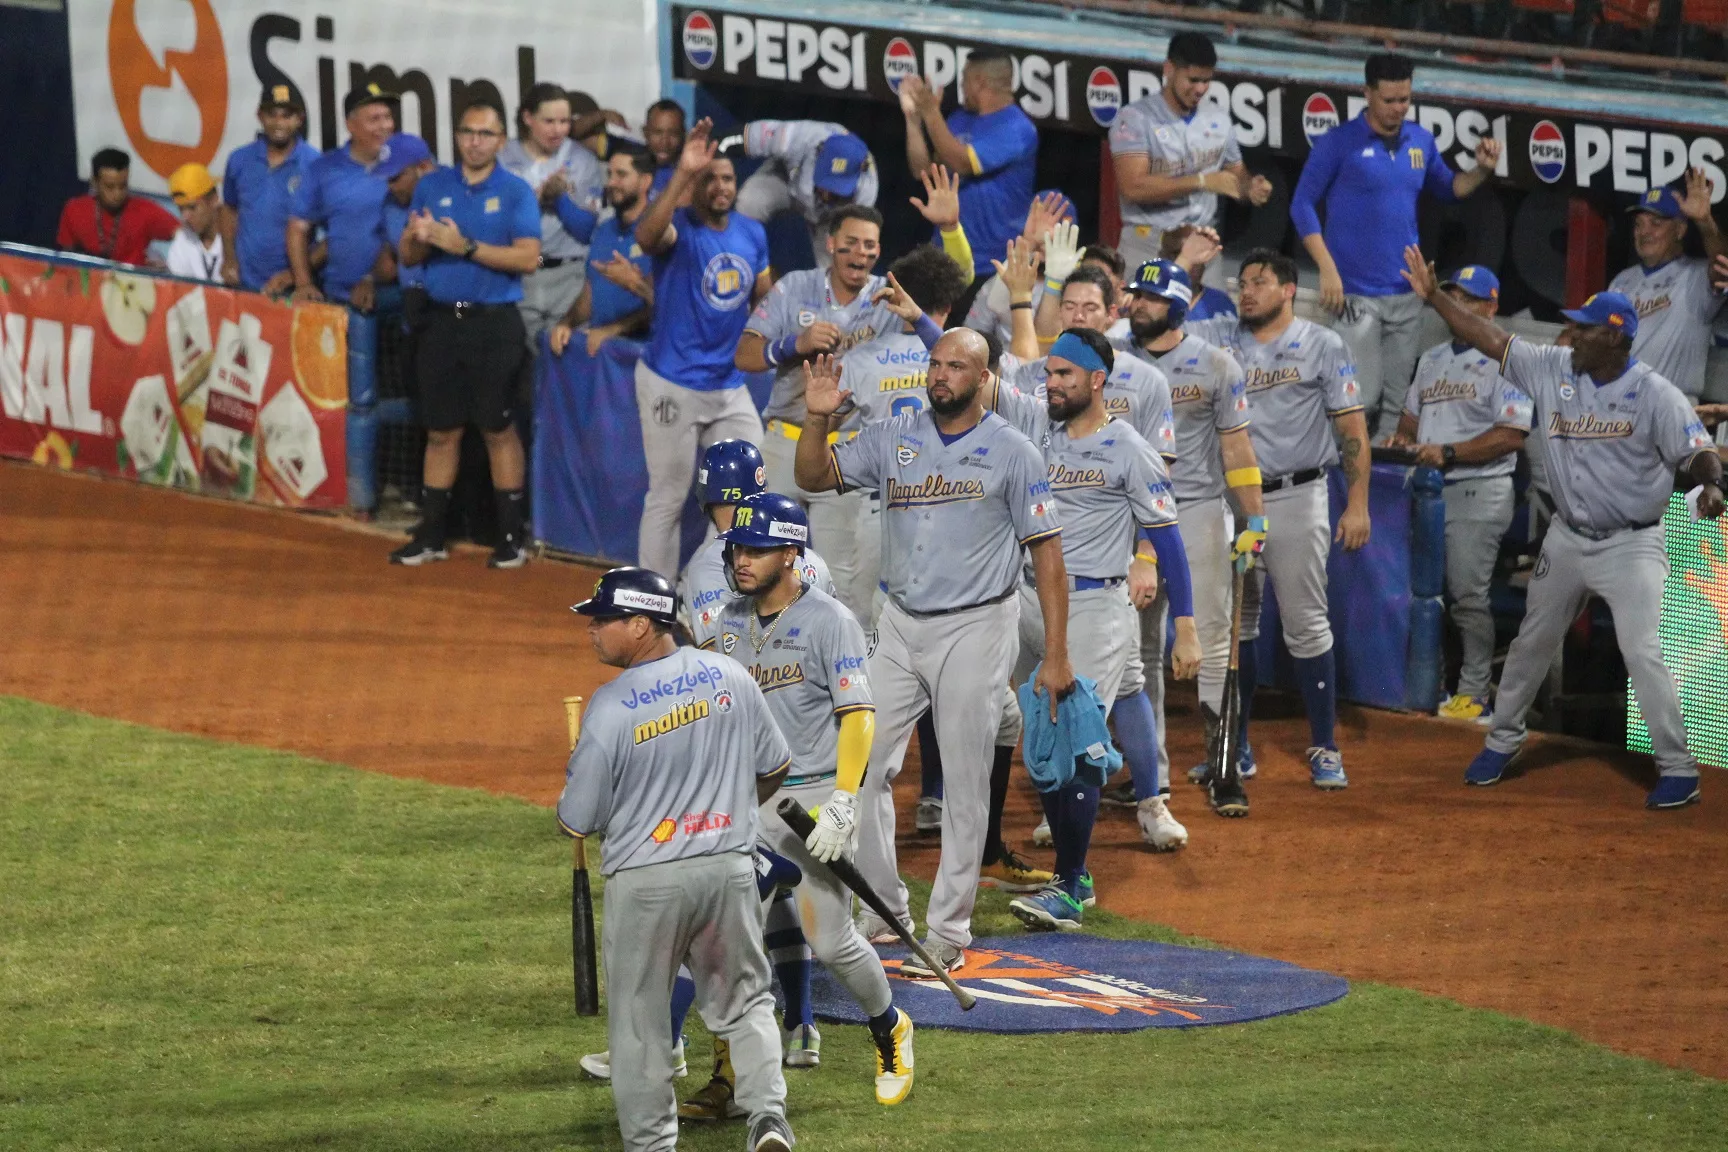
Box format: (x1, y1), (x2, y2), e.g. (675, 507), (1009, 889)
(1001, 348), (1177, 461)
(1405, 341), (1534, 700)
(692, 585), (892, 1019)
(739, 120), (879, 271)
(1108, 93), (1243, 271)
(557, 646), (791, 1150)
(1607, 257), (1723, 399)
(500, 138), (605, 344)
(678, 535), (834, 637)
(831, 409), (1060, 950)
(1487, 339), (1714, 778)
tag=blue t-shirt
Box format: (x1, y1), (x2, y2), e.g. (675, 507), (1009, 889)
(1290, 114), (1459, 298)
(381, 198), (422, 290)
(650, 165), (676, 201)
(223, 136), (320, 291)
(291, 143), (390, 303)
(408, 164), (540, 305)
(945, 104), (1038, 276)
(1187, 286), (1236, 322)
(644, 208), (769, 391)
(588, 214), (652, 327)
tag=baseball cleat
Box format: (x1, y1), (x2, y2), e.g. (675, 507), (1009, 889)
(1437, 693), (1490, 723)
(1074, 869), (1096, 907)
(1101, 780), (1139, 807)
(748, 1113), (795, 1152)
(1191, 750), (1256, 785)
(782, 1023), (820, 1068)
(914, 795), (943, 833)
(579, 1038), (688, 1080)
(1138, 795), (1189, 851)
(1308, 746), (1348, 790)
(899, 937), (966, 977)
(872, 1008), (916, 1105)
(388, 539), (448, 566)
(1646, 775), (1701, 810)
(977, 846), (1053, 893)
(1010, 884), (1085, 932)
(1207, 774), (1250, 817)
(1465, 746), (1519, 787)
(679, 1039), (743, 1121)
(1031, 816), (1052, 847)
(1186, 761), (1209, 786)
(857, 909), (914, 946)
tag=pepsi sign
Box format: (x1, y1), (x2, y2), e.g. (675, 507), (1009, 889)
(1528, 119), (1567, 184)
(682, 11), (718, 70)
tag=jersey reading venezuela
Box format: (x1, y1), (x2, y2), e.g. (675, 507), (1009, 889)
(837, 330), (931, 431)
(999, 348), (1177, 461)
(1133, 332), (1250, 504)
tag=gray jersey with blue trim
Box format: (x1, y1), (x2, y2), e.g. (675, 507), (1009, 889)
(744, 269), (896, 424)
(1108, 93), (1243, 233)
(1404, 341), (1533, 481)
(1000, 347), (1177, 461)
(678, 535), (834, 635)
(1606, 256), (1722, 399)
(1134, 332), (1250, 503)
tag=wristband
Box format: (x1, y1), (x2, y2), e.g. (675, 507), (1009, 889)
(1134, 549), (1157, 564)
(1224, 466), (1262, 488)
(1043, 277), (1064, 296)
(765, 334), (799, 367)
(1010, 301), (1033, 311)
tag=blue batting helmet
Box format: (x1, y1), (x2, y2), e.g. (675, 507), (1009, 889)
(570, 566), (678, 625)
(1128, 259), (1194, 328)
(721, 492), (810, 554)
(698, 439), (765, 507)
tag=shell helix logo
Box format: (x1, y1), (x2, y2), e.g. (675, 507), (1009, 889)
(632, 698), (711, 745)
(108, 0), (230, 179)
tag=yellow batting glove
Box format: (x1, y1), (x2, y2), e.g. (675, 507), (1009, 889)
(1232, 515), (1269, 572)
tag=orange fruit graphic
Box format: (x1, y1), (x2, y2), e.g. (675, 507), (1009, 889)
(291, 306), (348, 410)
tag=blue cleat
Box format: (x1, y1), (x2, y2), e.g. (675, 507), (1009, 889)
(1465, 747), (1518, 787)
(1073, 870), (1096, 908)
(1646, 775), (1701, 810)
(1307, 746), (1347, 790)
(1009, 884), (1084, 932)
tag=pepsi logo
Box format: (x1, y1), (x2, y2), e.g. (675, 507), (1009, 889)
(883, 37), (918, 91)
(1085, 66), (1121, 127)
(1529, 120), (1566, 184)
(682, 11), (717, 70)
(1302, 93), (1339, 144)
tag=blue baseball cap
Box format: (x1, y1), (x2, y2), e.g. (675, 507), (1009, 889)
(813, 133), (870, 198)
(377, 133), (433, 181)
(1629, 187), (1684, 219)
(1560, 291), (1639, 339)
(1440, 265), (1499, 300)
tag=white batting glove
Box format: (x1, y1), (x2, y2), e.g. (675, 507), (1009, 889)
(1042, 221), (1081, 282)
(805, 789), (858, 863)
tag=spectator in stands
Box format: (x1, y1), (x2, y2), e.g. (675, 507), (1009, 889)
(737, 120), (877, 271)
(643, 99), (688, 201)
(1159, 225), (1235, 321)
(164, 164), (225, 283)
(221, 85), (319, 295)
(1291, 52), (1501, 438)
(1109, 31), (1272, 276)
(56, 148), (177, 266)
(288, 84), (397, 312)
(550, 149), (657, 357)
(900, 47), (1038, 317)
(1607, 171), (1726, 401)
(501, 83), (606, 352)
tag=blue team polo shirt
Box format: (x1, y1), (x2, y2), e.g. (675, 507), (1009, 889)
(649, 165), (676, 201)
(408, 164), (540, 304)
(381, 198), (422, 290)
(588, 214), (652, 327)
(223, 136), (320, 291)
(945, 103), (1038, 276)
(644, 207), (768, 391)
(290, 142), (389, 303)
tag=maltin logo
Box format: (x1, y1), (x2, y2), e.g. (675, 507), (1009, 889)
(1529, 120), (1567, 184)
(1302, 92), (1339, 144)
(1085, 66), (1122, 127)
(682, 11), (718, 70)
(883, 37), (918, 91)
(108, 0), (229, 179)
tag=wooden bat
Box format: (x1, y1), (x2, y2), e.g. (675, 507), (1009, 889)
(564, 695), (600, 1016)
(1210, 565), (1251, 817)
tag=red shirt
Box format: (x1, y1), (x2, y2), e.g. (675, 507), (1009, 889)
(56, 194), (179, 265)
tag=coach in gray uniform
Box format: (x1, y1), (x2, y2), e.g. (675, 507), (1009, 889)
(1607, 173), (1726, 401)
(558, 566), (795, 1152)
(793, 330), (1075, 974)
(1405, 252), (1725, 809)
(1387, 266), (1532, 723)
(738, 120), (878, 271)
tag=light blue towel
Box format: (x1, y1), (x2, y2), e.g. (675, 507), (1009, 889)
(1017, 665), (1122, 794)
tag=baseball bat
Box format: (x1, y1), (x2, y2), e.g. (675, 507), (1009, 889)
(564, 696), (600, 1017)
(1212, 565), (1248, 800)
(776, 799), (975, 1010)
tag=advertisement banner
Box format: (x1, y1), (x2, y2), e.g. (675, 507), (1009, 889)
(0, 251), (348, 509)
(669, 4), (1728, 202)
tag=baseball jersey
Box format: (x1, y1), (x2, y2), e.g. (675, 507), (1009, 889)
(644, 208), (770, 391)
(1000, 347), (1177, 461)
(838, 330), (930, 430)
(1405, 341), (1534, 481)
(222, 136), (320, 290)
(993, 386), (1178, 580)
(831, 410), (1060, 613)
(1137, 332), (1250, 503)
(586, 213), (652, 327)
(945, 104), (1039, 277)
(692, 585), (874, 785)
(1501, 339), (1712, 533)
(1188, 316), (1361, 479)
(743, 120), (880, 223)
(744, 269), (896, 425)
(1108, 93), (1243, 234)
(499, 138), (605, 261)
(679, 536), (835, 636)
(557, 645), (790, 875)
(1607, 257), (1723, 399)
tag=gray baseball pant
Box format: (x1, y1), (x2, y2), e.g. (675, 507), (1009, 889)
(1443, 477), (1515, 700)
(1238, 477), (1335, 658)
(517, 261), (586, 351)
(1016, 581), (1144, 706)
(1333, 291), (1427, 435)
(1144, 496), (1236, 784)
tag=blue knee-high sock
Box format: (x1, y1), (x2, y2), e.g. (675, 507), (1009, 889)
(917, 710), (943, 798)
(763, 890), (814, 1029)
(1293, 648), (1338, 751)
(1049, 782), (1100, 899)
(670, 970), (696, 1040)
(1235, 641), (1259, 762)
(1112, 689), (1163, 798)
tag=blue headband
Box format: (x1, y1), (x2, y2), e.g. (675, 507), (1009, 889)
(1048, 332), (1108, 376)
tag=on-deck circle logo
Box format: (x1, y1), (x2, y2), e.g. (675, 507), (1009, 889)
(682, 11), (718, 70)
(883, 37), (918, 91)
(1085, 66), (1121, 127)
(108, 0), (229, 179)
(1302, 93), (1339, 144)
(1529, 120), (1567, 184)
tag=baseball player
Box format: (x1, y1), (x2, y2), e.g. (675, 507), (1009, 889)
(736, 120), (878, 271)
(557, 566), (796, 1152)
(1385, 266), (1533, 722)
(634, 117), (772, 577)
(793, 329), (1075, 975)
(1184, 247), (1371, 796)
(1607, 172), (1726, 400)
(1121, 259), (1270, 824)
(983, 327), (1201, 925)
(1404, 252), (1725, 809)
(690, 493), (916, 1106)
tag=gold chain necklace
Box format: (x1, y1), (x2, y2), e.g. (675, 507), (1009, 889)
(747, 585), (804, 655)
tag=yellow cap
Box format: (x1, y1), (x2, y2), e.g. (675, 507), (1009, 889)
(168, 163), (217, 205)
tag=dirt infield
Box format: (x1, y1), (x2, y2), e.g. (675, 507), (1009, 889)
(5, 462), (1725, 1079)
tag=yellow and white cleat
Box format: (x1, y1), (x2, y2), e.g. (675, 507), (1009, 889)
(872, 1008), (915, 1105)
(1437, 694), (1490, 724)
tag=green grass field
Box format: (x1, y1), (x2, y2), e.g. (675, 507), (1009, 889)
(2, 695), (1723, 1151)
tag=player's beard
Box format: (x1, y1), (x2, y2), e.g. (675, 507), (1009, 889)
(1239, 301), (1281, 332)
(927, 377), (979, 416)
(1046, 389), (1090, 423)
(1130, 312), (1173, 344)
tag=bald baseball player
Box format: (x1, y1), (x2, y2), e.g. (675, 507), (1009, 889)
(558, 566), (795, 1152)
(1386, 266), (1533, 722)
(1405, 251), (1724, 809)
(794, 329), (1075, 975)
(1185, 246), (1370, 798)
(1607, 172), (1726, 401)
(984, 326), (1202, 923)
(692, 492), (916, 1106)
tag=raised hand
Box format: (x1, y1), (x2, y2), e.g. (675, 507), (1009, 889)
(802, 353), (851, 417)
(909, 164), (961, 230)
(1021, 191), (1072, 248)
(871, 272), (925, 324)
(1681, 166), (1717, 223)
(679, 117), (718, 175)
(1175, 225), (1222, 272)
(897, 75), (925, 118)
(1042, 220), (1081, 282)
(1400, 243), (1438, 301)
(1475, 137), (1503, 175)
(1248, 174), (1274, 206)
(991, 236), (1039, 302)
